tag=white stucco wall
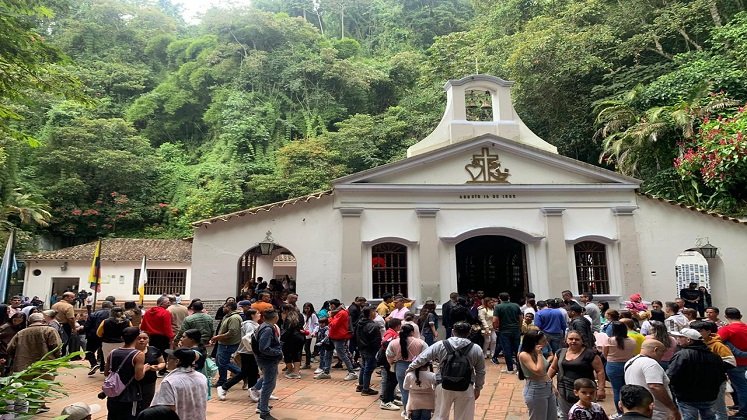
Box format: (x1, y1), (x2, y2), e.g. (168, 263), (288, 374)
(23, 260), (191, 305)
(634, 196), (747, 308)
(190, 195), (341, 306)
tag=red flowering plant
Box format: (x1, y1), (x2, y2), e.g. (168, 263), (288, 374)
(674, 104), (747, 208)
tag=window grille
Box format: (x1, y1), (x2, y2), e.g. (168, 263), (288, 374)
(132, 269), (187, 295)
(574, 241), (610, 294)
(372, 243), (407, 298)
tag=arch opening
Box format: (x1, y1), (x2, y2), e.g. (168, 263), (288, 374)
(237, 244), (296, 297)
(455, 235), (527, 300)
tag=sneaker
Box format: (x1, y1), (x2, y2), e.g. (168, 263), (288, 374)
(401, 410), (409, 419)
(355, 385), (363, 392)
(255, 406), (274, 414)
(491, 358), (499, 365)
(314, 372), (331, 380)
(217, 386), (227, 401)
(361, 389), (379, 396)
(269, 394), (279, 400)
(284, 373), (295, 379)
(87, 364), (100, 376)
(332, 362), (343, 369)
(248, 388), (260, 402)
(343, 372), (358, 381)
(259, 415), (277, 420)
(392, 399), (403, 407)
(380, 401), (400, 411)
(314, 368), (323, 374)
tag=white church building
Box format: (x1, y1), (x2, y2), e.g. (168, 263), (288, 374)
(190, 75), (747, 309)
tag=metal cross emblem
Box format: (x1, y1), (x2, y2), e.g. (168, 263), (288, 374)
(464, 147), (511, 183)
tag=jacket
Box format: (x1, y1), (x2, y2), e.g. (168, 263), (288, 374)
(217, 311), (243, 345)
(85, 308), (110, 338)
(328, 309), (352, 340)
(408, 336), (486, 391)
(356, 318), (382, 358)
(667, 341), (727, 402)
(704, 334), (737, 367)
(477, 306), (493, 333)
(254, 323), (283, 362)
(140, 306), (174, 339)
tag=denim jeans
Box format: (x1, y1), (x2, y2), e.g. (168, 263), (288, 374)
(728, 366), (747, 417)
(319, 347), (331, 373)
(381, 368), (397, 403)
(332, 339), (355, 372)
(678, 400), (716, 420)
(410, 409), (432, 419)
(715, 381), (728, 420)
(522, 380), (556, 420)
(498, 330), (521, 371)
(216, 343), (241, 385)
(396, 361), (411, 408)
(544, 333), (564, 355)
(606, 361), (626, 414)
(358, 354), (376, 390)
(256, 358), (279, 416)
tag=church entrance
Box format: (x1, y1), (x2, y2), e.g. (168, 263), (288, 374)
(455, 235), (528, 300)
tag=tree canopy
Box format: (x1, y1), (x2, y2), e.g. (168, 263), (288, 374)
(0, 0), (745, 246)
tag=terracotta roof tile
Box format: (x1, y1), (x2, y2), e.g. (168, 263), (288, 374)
(23, 238), (192, 262)
(191, 190), (333, 227)
(637, 192), (747, 226)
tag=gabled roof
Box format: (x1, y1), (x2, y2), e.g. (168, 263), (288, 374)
(637, 193), (747, 226)
(192, 190), (333, 227)
(334, 134), (641, 186)
(24, 238), (193, 262)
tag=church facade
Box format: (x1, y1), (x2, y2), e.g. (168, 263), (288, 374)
(191, 75), (747, 308)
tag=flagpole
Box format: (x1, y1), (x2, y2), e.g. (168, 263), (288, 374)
(89, 239), (101, 311)
(0, 228), (16, 304)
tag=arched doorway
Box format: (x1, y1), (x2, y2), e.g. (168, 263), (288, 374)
(455, 235), (527, 300)
(674, 250), (710, 306)
(237, 245), (296, 297)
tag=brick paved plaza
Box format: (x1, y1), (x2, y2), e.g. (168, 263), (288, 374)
(40, 360), (619, 419)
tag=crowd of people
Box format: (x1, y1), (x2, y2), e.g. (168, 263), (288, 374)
(0, 278), (744, 420)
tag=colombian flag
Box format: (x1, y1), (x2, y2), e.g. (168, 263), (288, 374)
(88, 239), (102, 291)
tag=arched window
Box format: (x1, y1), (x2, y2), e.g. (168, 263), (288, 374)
(372, 243), (407, 298)
(574, 241), (609, 294)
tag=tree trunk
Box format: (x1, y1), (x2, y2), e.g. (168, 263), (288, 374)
(707, 0), (722, 26)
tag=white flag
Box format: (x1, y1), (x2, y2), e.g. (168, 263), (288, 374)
(138, 255), (147, 305)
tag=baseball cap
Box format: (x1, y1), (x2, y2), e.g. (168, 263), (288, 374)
(61, 402), (101, 420)
(238, 300), (252, 307)
(670, 328), (702, 341)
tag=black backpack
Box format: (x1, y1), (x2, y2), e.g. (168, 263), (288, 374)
(251, 324), (269, 355)
(440, 340), (474, 391)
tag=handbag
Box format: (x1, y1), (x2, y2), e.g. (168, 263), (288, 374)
(102, 349), (138, 398)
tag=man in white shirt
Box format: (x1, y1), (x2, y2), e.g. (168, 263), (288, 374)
(579, 292), (601, 332)
(664, 302), (688, 332)
(624, 339), (681, 420)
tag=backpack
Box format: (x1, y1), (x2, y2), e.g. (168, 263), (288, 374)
(440, 340), (474, 391)
(250, 324), (268, 355)
(101, 349), (138, 398)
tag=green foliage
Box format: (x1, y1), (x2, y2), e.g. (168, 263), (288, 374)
(0, 350), (84, 418)
(2, 0), (747, 246)
(675, 105), (747, 211)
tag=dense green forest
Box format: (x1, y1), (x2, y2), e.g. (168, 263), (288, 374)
(1, 0), (746, 249)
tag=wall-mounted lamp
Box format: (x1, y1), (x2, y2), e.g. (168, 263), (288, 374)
(60, 261), (68, 271)
(695, 237), (718, 259)
(258, 231), (275, 256)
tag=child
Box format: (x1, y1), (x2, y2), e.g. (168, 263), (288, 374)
(403, 364), (435, 420)
(314, 317), (331, 376)
(568, 378), (609, 420)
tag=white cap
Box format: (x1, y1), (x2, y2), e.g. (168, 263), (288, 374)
(61, 402), (101, 420)
(669, 328), (702, 341)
